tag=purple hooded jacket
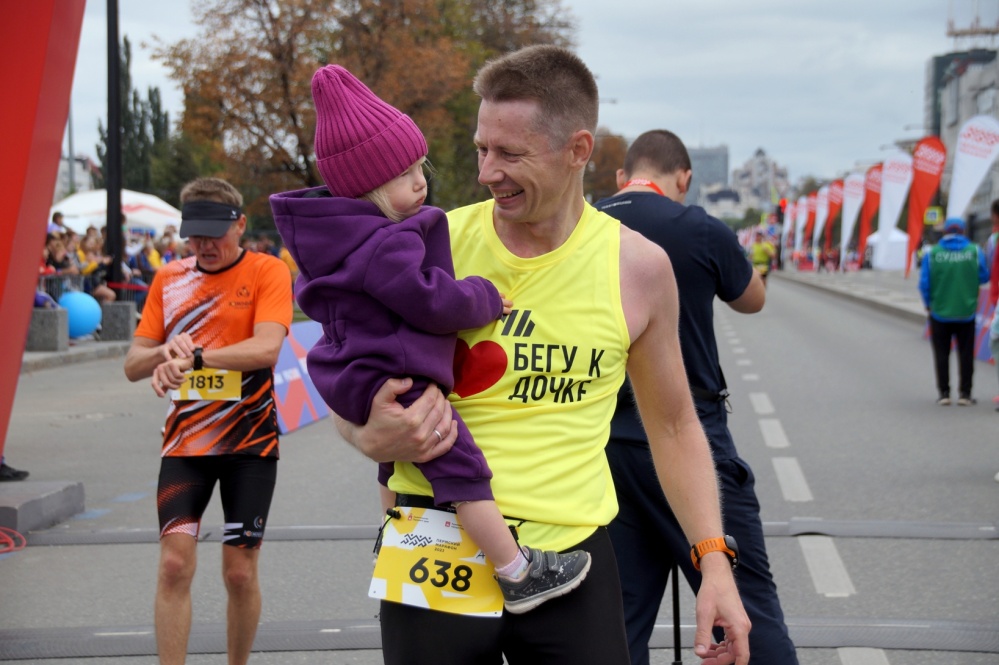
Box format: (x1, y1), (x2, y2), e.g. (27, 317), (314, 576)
(269, 186), (503, 426)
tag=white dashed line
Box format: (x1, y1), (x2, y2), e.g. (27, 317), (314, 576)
(748, 392), (775, 415)
(759, 418), (790, 448)
(799, 535), (856, 597)
(772, 457), (813, 501)
(838, 647), (890, 665)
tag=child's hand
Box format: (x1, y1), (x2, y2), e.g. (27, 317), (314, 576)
(500, 295), (513, 316)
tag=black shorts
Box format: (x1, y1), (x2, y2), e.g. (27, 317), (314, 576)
(379, 527), (629, 664)
(157, 455), (277, 549)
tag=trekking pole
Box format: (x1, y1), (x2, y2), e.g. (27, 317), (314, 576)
(671, 560), (682, 665)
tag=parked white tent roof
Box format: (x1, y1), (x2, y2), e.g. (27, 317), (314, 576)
(50, 189), (181, 237)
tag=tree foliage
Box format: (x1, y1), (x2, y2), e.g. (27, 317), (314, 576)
(97, 37), (172, 194)
(585, 130), (627, 203)
(155, 0), (577, 223)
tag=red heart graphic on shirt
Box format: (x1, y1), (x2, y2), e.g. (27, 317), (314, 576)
(453, 340), (507, 397)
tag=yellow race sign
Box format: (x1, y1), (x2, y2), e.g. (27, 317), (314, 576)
(369, 506), (503, 617)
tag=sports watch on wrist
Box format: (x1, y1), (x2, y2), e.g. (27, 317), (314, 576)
(690, 535), (739, 570)
(193, 347), (204, 371)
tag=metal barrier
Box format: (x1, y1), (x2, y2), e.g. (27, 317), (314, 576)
(37, 274), (84, 303)
(37, 274), (148, 313)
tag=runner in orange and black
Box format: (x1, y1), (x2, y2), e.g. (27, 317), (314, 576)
(123, 177), (292, 665)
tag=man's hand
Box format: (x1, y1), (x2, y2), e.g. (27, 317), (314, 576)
(161, 332), (197, 363)
(151, 356), (194, 398)
(335, 378), (456, 463)
(693, 558), (751, 664)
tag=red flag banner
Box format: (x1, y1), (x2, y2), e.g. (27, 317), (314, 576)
(857, 164), (882, 264)
(804, 193), (818, 247)
(824, 179), (844, 254)
(905, 137), (946, 277)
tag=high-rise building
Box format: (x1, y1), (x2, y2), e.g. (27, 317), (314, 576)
(688, 145), (728, 207)
(730, 148), (789, 213)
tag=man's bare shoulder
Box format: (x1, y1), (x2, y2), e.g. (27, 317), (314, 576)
(619, 224), (676, 343)
(619, 223), (672, 281)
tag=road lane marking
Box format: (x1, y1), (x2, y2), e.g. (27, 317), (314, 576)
(838, 648), (890, 665)
(736, 359), (752, 366)
(749, 392), (775, 415)
(799, 535), (856, 597)
(759, 418), (790, 448)
(772, 457), (813, 501)
(742, 373), (760, 381)
(728, 338), (741, 344)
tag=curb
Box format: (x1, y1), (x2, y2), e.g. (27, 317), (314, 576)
(20, 340), (131, 374)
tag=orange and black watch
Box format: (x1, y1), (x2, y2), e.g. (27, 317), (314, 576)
(690, 535), (739, 570)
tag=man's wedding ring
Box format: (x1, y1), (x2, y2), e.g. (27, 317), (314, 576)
(433, 429), (443, 443)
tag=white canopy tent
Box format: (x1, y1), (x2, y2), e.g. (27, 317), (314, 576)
(50, 189), (181, 237)
(868, 227), (910, 271)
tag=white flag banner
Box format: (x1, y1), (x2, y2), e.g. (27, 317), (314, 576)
(794, 195), (808, 253)
(874, 151), (913, 270)
(839, 172), (866, 267)
(781, 201), (796, 252)
(811, 185), (830, 250)
(946, 115), (999, 220)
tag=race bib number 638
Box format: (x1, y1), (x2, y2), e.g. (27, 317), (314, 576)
(369, 506), (503, 617)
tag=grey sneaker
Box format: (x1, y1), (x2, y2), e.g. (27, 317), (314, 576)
(957, 396), (976, 406)
(937, 395), (951, 406)
(496, 547), (591, 614)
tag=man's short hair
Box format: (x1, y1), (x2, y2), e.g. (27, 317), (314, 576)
(473, 45), (599, 150)
(623, 130), (692, 177)
(991, 198), (999, 218)
(179, 177), (243, 207)
(51, 211), (63, 222)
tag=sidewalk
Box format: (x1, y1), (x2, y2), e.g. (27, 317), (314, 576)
(771, 267), (927, 324)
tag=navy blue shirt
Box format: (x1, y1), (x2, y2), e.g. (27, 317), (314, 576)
(596, 192), (753, 459)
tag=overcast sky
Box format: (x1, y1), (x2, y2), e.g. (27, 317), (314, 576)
(64, 0), (993, 186)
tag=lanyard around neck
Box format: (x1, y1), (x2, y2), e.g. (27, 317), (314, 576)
(623, 178), (665, 197)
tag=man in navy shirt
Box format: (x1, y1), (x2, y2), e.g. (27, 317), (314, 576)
(597, 130), (797, 664)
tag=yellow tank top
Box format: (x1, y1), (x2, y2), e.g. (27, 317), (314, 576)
(389, 201), (630, 551)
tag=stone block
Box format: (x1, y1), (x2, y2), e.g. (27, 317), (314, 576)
(101, 301), (136, 341)
(0, 481), (85, 533)
(25, 307), (68, 352)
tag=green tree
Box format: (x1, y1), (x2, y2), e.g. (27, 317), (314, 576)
(585, 130), (627, 203)
(97, 36), (171, 194)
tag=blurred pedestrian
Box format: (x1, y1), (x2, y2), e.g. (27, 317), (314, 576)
(919, 217), (989, 406)
(596, 129), (795, 665)
(0, 456), (29, 481)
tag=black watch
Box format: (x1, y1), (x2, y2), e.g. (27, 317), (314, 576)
(690, 535), (739, 570)
(193, 347), (204, 371)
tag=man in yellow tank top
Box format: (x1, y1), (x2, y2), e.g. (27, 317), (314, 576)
(336, 45), (750, 665)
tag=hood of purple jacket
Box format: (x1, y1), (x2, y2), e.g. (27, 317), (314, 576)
(270, 186), (392, 286)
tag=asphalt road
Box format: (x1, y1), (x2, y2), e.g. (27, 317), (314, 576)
(0, 274), (996, 664)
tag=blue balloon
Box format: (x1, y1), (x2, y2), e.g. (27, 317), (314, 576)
(58, 291), (102, 338)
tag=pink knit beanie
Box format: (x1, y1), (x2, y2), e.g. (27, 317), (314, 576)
(312, 65), (428, 198)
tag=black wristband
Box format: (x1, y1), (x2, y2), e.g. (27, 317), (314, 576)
(193, 347), (204, 371)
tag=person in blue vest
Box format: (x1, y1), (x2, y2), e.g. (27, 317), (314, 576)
(919, 217), (989, 406)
